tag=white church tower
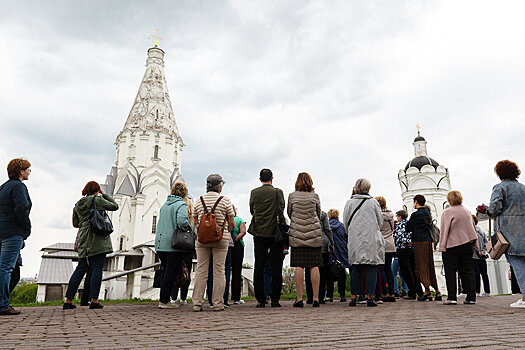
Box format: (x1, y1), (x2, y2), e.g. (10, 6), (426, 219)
(397, 127), (451, 225)
(101, 45), (184, 299)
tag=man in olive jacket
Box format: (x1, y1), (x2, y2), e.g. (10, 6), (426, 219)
(248, 169), (285, 307)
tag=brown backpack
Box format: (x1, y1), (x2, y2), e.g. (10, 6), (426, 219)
(197, 196), (224, 244)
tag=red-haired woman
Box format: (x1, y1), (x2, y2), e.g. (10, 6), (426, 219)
(0, 158), (32, 316)
(63, 181), (118, 310)
(488, 160), (525, 308)
(287, 172), (323, 308)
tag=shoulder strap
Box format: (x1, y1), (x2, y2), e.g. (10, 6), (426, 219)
(210, 196), (224, 214)
(347, 198), (368, 228)
(200, 196), (208, 214)
(388, 219), (393, 231)
(91, 196), (97, 210)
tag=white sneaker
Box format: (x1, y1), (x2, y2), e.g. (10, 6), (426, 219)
(458, 293), (467, 298)
(158, 302), (178, 309)
(510, 299), (525, 308)
(481, 292), (490, 297)
(209, 304), (214, 309)
(233, 300), (245, 305)
(180, 300), (187, 305)
(476, 293), (481, 297)
(443, 300), (457, 305)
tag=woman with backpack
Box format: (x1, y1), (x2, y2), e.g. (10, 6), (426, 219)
(63, 181), (118, 310)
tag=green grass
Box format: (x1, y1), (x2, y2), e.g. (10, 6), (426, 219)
(12, 298), (158, 308)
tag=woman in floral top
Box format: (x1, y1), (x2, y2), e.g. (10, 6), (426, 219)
(394, 210), (423, 299)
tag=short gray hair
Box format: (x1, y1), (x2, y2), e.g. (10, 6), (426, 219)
(353, 178), (371, 195)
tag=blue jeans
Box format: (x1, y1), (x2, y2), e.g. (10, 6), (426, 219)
(351, 264), (377, 296)
(207, 247), (232, 303)
(392, 257), (407, 294)
(0, 236), (24, 312)
(65, 253), (106, 300)
(507, 255), (525, 298)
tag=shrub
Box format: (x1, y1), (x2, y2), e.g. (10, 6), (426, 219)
(10, 283), (37, 304)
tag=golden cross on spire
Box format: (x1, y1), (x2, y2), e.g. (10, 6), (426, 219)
(150, 29), (163, 47)
(416, 123), (421, 136)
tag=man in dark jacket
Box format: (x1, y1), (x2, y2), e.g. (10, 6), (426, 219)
(248, 169), (285, 307)
(0, 158), (32, 316)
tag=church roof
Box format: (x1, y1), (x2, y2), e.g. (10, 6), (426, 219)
(121, 47), (181, 140)
(414, 135), (426, 142)
(405, 156), (440, 171)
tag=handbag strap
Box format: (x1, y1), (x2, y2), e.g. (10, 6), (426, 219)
(200, 196), (208, 214)
(274, 189), (280, 223)
(347, 198), (368, 228)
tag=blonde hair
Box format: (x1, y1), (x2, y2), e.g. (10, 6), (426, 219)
(171, 182), (188, 198)
(447, 190), (463, 206)
(327, 209), (339, 219)
(374, 196), (387, 210)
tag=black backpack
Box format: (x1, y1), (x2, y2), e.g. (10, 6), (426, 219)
(89, 196), (114, 236)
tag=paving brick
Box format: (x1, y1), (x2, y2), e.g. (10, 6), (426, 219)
(0, 296), (523, 348)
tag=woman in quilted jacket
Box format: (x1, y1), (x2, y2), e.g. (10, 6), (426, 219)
(287, 172), (322, 308)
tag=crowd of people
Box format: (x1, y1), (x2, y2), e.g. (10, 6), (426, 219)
(1, 158), (525, 315)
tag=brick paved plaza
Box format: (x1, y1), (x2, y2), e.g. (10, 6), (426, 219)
(1, 295), (524, 349)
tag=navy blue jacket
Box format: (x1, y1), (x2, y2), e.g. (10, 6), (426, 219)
(406, 207), (431, 242)
(329, 218), (351, 268)
(0, 179), (32, 240)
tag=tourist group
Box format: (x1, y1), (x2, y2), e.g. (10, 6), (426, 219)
(1, 159), (525, 315)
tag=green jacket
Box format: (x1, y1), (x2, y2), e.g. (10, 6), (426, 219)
(248, 184), (285, 238)
(155, 195), (189, 252)
(73, 194), (119, 258)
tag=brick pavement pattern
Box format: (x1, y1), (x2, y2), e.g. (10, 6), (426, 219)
(1, 295), (524, 349)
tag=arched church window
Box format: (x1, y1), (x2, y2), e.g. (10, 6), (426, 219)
(152, 215), (158, 234)
(119, 236), (124, 251)
(155, 109), (159, 120)
(154, 145), (159, 159)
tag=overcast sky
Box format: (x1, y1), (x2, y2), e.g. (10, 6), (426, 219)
(1, 0), (524, 277)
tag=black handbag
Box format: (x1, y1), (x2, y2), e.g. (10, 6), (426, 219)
(89, 196), (114, 236)
(274, 189), (289, 247)
(328, 256), (345, 282)
(171, 226), (195, 251)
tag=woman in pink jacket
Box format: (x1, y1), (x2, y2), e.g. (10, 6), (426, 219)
(439, 190), (478, 305)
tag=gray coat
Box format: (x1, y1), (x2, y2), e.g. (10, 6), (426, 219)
(320, 211), (334, 253)
(489, 180), (525, 256)
(343, 194), (385, 265)
(287, 191), (322, 248)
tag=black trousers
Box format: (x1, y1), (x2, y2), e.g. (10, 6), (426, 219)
(306, 253), (330, 301)
(473, 258), (490, 294)
(379, 252), (395, 295)
(442, 242), (476, 301)
(230, 240), (244, 301)
(254, 237), (284, 303)
(9, 262), (20, 294)
(158, 252), (182, 304)
(397, 249), (423, 298)
(325, 266), (347, 299)
(171, 252), (194, 301)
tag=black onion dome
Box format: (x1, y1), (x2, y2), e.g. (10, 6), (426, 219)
(405, 156), (440, 171)
(414, 135), (426, 142)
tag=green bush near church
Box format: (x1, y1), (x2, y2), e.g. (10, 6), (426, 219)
(10, 283), (37, 304)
